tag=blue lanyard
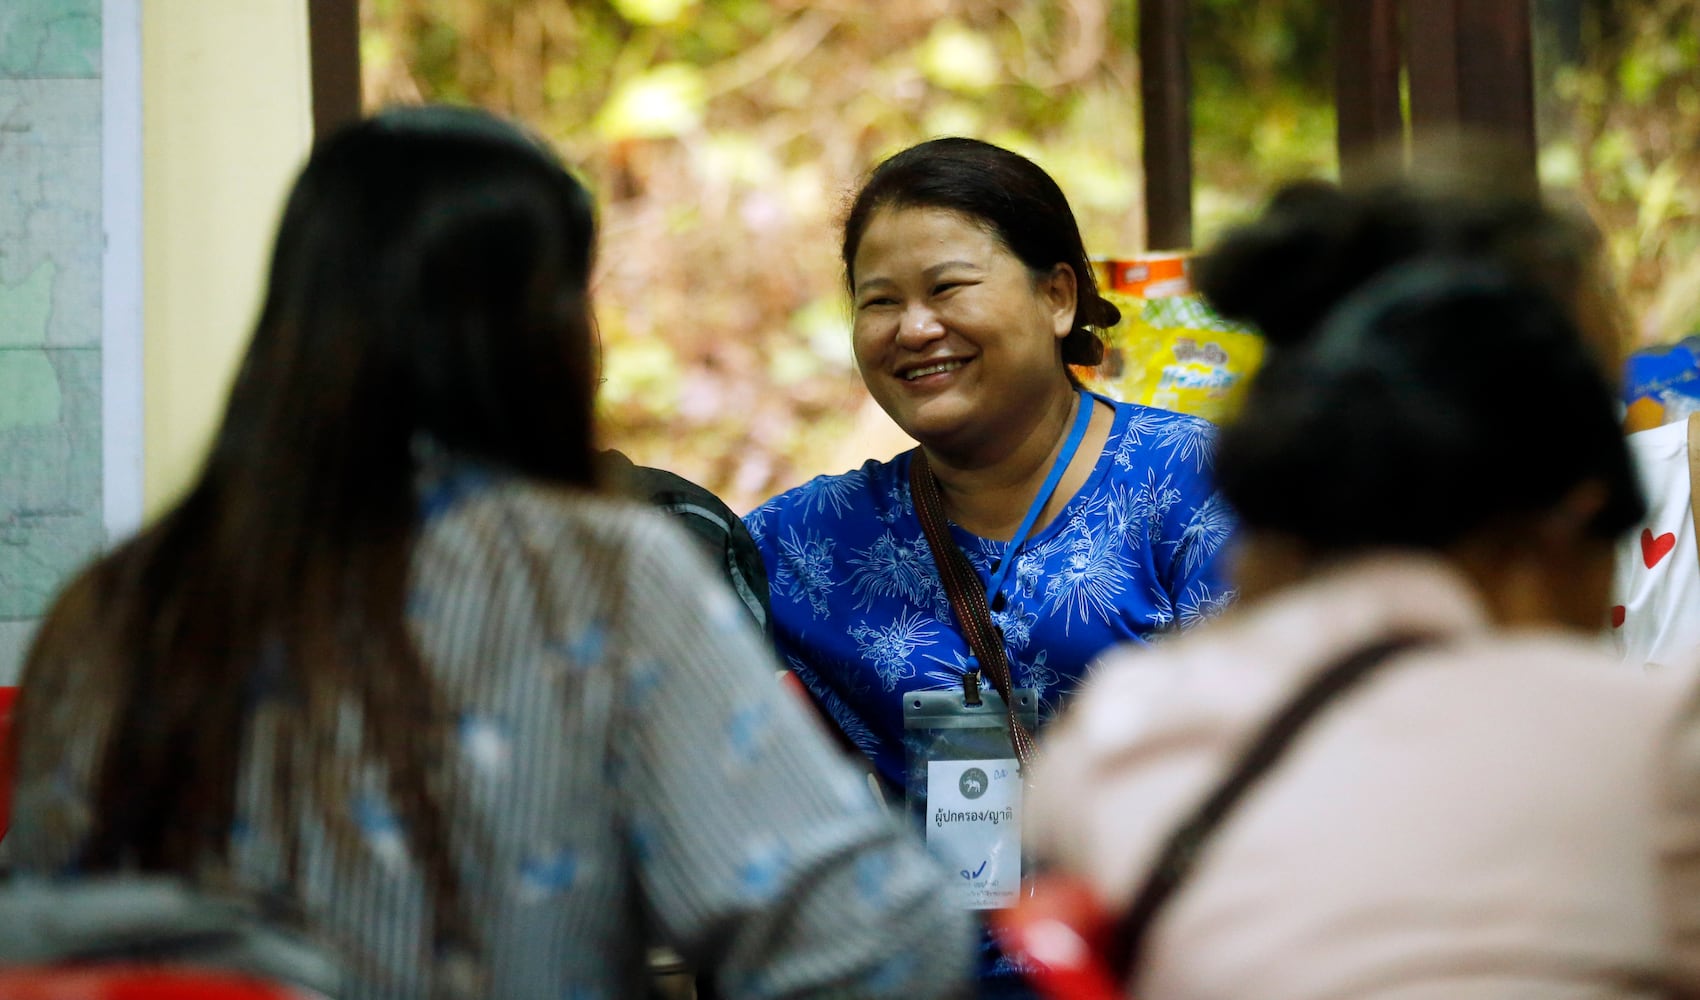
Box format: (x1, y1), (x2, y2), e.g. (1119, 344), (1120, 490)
(982, 389), (1093, 603)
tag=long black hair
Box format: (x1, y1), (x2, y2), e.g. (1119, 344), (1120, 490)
(15, 106), (600, 951)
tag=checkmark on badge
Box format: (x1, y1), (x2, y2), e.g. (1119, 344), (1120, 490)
(960, 859), (988, 880)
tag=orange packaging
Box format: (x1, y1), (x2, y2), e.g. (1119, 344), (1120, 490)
(1094, 252), (1192, 298)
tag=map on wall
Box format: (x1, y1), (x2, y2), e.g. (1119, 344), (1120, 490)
(0, 0), (105, 682)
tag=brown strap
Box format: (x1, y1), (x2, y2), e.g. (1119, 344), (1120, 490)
(1687, 412), (1700, 565)
(1107, 633), (1431, 985)
(908, 450), (1038, 767)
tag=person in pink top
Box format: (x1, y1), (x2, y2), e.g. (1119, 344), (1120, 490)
(1026, 178), (1700, 999)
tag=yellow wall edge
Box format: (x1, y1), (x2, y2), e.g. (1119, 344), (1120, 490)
(142, 3), (315, 514)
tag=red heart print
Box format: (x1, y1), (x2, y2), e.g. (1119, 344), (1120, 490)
(1611, 605), (1626, 629)
(1641, 528), (1677, 569)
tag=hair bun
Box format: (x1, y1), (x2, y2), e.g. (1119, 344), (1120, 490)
(1215, 255), (1642, 551)
(1061, 327), (1105, 367)
(1192, 181), (1362, 349)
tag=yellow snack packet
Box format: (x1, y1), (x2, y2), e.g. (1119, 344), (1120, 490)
(1082, 254), (1264, 425)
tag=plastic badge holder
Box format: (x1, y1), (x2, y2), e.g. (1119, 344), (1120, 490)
(904, 687), (1038, 910)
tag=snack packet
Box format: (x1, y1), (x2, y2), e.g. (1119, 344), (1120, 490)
(1082, 253), (1264, 425)
(1623, 334), (1700, 432)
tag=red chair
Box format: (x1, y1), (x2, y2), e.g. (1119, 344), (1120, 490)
(990, 875), (1127, 1000)
(0, 967), (324, 1000)
(0, 685), (15, 843)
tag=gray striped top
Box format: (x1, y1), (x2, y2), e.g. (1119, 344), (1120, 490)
(7, 459), (975, 999)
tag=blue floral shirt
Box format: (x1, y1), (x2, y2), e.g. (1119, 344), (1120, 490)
(745, 398), (1237, 793)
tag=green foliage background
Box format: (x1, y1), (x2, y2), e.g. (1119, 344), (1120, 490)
(361, 0), (1698, 510)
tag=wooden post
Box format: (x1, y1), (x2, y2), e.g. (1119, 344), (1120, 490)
(308, 0), (362, 138)
(1140, 0), (1192, 250)
(1404, 0), (1538, 189)
(1334, 0), (1405, 183)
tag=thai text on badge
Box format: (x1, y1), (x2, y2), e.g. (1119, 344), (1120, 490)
(927, 757), (1021, 910)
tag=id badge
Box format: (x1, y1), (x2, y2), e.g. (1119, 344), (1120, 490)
(903, 686), (1037, 910)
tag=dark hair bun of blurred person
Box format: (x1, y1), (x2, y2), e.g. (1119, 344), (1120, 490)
(1214, 258), (1644, 553)
(1192, 180), (1592, 352)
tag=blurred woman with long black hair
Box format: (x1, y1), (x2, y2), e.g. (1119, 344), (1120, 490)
(5, 106), (972, 1000)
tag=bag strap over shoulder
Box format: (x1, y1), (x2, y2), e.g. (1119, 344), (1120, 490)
(909, 450), (1038, 767)
(1107, 633), (1433, 985)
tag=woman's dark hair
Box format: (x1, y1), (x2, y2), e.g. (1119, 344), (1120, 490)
(841, 137), (1119, 371)
(14, 106), (598, 948)
(1213, 257), (1644, 552)
(1193, 178), (1620, 357)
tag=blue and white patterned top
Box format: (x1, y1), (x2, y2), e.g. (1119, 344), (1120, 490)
(8, 457), (976, 1000)
(744, 398), (1238, 794)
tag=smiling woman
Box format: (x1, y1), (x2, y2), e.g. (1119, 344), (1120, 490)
(849, 205), (1083, 470)
(742, 137), (1238, 998)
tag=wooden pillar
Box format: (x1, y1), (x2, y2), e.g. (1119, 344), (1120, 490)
(307, 0), (362, 138)
(1140, 0), (1192, 250)
(1405, 0), (1538, 188)
(1334, 0), (1405, 183)
(1333, 0), (1538, 191)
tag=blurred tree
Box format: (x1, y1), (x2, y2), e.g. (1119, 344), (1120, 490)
(1539, 0), (1700, 346)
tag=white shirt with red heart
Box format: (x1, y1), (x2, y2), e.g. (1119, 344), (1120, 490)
(1613, 419), (1700, 669)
